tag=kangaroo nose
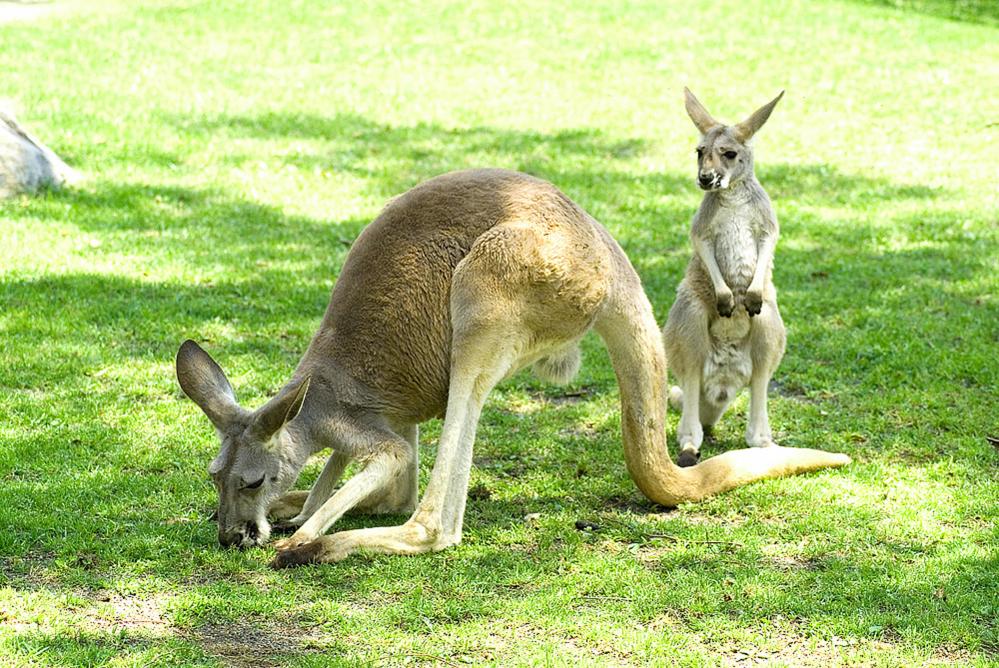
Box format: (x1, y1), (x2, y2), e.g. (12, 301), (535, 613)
(698, 174), (714, 188)
(218, 529), (242, 548)
(219, 522), (261, 549)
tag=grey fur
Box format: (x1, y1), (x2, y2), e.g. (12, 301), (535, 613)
(0, 107), (77, 198)
(664, 90), (787, 464)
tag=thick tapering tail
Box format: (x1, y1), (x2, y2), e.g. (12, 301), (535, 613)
(662, 445), (851, 505)
(594, 250), (850, 507)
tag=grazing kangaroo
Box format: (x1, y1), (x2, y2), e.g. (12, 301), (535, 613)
(664, 88), (787, 467)
(176, 168), (850, 568)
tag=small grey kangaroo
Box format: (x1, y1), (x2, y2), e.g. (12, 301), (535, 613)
(663, 88), (787, 467)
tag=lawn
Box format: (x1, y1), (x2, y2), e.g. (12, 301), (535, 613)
(1, 0), (997, 666)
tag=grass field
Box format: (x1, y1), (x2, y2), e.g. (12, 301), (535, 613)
(1, 0), (997, 666)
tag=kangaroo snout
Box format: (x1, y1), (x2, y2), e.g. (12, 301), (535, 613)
(698, 172), (717, 190)
(219, 521), (264, 549)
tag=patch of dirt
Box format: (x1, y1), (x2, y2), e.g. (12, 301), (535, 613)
(630, 543), (677, 566)
(185, 621), (325, 668)
(0, 551), (59, 589)
(758, 544), (825, 572)
(671, 511), (750, 527)
(76, 591), (171, 636)
(601, 494), (670, 516)
(557, 632), (632, 666)
(764, 554), (823, 571)
(473, 621), (633, 666)
(530, 387), (595, 406)
(767, 379), (831, 403)
(0, 585), (171, 640)
(2, 565), (326, 666)
(709, 621), (978, 667)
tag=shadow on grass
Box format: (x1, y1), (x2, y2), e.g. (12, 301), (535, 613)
(2, 270), (329, 386)
(173, 110), (650, 200)
(848, 0), (999, 26)
(0, 625), (329, 668)
(23, 182), (365, 282)
(0, 630), (222, 668)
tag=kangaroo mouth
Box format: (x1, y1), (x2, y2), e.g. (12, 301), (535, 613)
(698, 174), (730, 191)
(219, 519), (270, 549)
(698, 174), (721, 191)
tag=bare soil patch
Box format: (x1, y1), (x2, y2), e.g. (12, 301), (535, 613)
(186, 621), (322, 668)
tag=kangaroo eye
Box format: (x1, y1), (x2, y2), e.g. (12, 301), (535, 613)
(243, 476), (264, 490)
(724, 151), (738, 160)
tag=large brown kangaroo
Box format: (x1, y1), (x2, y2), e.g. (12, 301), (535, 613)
(175, 168), (850, 568)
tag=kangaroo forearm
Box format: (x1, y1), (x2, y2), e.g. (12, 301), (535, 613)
(693, 236), (730, 294)
(749, 235), (777, 292)
(300, 450), (352, 518)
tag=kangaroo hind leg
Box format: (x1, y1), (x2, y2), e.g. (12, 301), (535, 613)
(663, 299), (712, 468)
(746, 303), (786, 448)
(353, 421), (419, 515)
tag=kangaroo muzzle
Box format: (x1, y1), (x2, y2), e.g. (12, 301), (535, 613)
(698, 170), (723, 190)
(218, 520), (266, 549)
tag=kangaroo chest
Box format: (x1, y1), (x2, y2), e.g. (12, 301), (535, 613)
(708, 204), (758, 291)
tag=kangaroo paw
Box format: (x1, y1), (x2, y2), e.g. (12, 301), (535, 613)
(271, 539), (327, 569)
(677, 447), (701, 468)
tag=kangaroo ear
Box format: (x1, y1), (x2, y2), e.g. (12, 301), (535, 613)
(250, 376), (311, 439)
(684, 87), (720, 135)
(734, 90), (784, 142)
(176, 340), (242, 430)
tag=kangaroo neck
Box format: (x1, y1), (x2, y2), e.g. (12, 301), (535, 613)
(713, 178), (756, 208)
(276, 374), (341, 458)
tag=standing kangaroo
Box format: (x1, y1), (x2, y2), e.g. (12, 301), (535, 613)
(176, 168), (850, 568)
(664, 88), (787, 467)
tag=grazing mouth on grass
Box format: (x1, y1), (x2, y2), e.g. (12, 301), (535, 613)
(219, 521), (269, 549)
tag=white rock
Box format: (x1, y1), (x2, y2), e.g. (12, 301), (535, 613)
(0, 106), (78, 198)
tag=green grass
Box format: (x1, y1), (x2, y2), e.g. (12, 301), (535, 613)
(1, 0), (997, 666)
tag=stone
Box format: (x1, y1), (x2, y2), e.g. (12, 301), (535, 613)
(0, 107), (78, 198)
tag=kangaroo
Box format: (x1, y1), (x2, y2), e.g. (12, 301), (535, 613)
(175, 168), (850, 568)
(663, 88), (787, 467)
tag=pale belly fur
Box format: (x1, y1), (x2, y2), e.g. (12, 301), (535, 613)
(701, 206), (758, 405)
(712, 205), (758, 292)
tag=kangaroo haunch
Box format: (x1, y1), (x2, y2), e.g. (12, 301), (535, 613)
(175, 168), (851, 567)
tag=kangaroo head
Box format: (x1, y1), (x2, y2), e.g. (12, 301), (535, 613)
(176, 340), (310, 549)
(684, 87), (783, 192)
